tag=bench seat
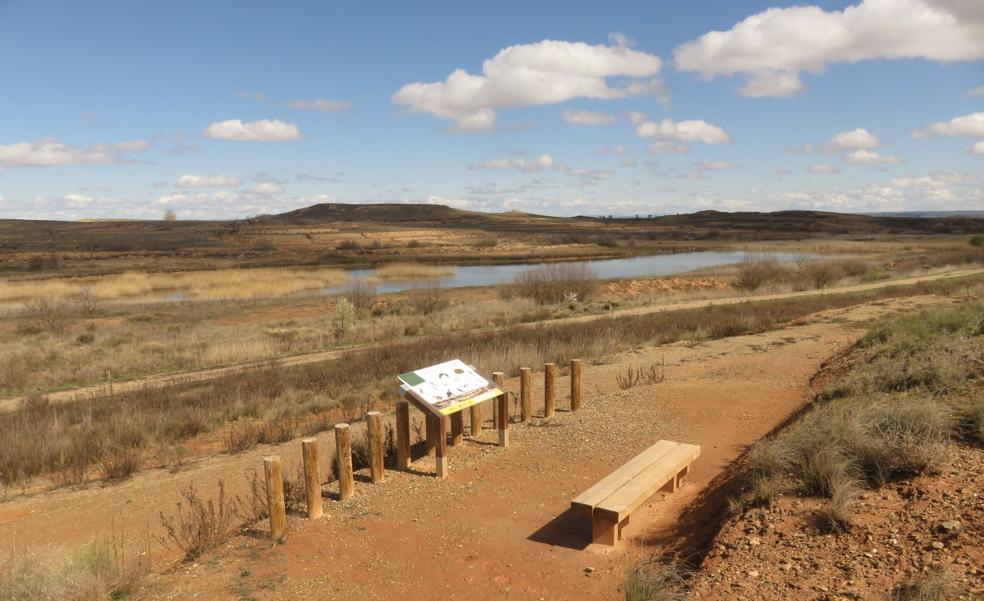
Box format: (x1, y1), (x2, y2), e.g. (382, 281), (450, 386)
(571, 440), (700, 546)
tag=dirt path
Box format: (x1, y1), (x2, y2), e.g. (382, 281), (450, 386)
(0, 294), (955, 600)
(2, 267), (979, 413)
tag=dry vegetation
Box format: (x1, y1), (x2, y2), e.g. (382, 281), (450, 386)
(371, 262), (455, 280)
(2, 275), (981, 492)
(731, 298), (984, 543)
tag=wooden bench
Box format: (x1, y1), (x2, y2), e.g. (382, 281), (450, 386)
(571, 440), (700, 546)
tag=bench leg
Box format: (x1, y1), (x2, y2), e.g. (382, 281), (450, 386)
(661, 474), (678, 493)
(592, 513), (619, 546)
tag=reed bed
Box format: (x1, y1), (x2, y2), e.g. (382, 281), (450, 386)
(370, 262), (455, 280)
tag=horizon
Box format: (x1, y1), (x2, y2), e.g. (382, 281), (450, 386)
(1, 0), (982, 220)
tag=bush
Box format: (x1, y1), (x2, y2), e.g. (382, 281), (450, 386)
(890, 570), (953, 601)
(159, 481), (242, 561)
(343, 280), (377, 311)
(336, 239), (363, 251)
(969, 234), (984, 247)
(514, 263), (598, 304)
(100, 446), (142, 480)
(24, 297), (73, 331)
(624, 559), (686, 601)
(409, 287), (449, 315)
(734, 257), (786, 291)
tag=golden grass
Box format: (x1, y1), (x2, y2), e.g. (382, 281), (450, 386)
(371, 262), (455, 280)
(0, 267), (349, 302)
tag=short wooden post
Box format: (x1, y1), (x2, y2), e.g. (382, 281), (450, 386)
(366, 411), (384, 484)
(395, 400), (410, 470)
(470, 402), (483, 437)
(544, 362), (556, 418)
(263, 456), (287, 540)
(334, 424), (354, 501)
(107, 370), (113, 395)
(435, 413), (449, 478)
(493, 372), (508, 447)
(519, 367), (531, 422)
(450, 411), (463, 446)
(570, 359), (582, 412)
(301, 438), (323, 519)
(425, 412), (439, 456)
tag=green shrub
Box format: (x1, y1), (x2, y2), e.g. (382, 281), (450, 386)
(969, 234), (984, 247)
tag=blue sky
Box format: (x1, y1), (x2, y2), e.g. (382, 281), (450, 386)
(0, 0), (981, 219)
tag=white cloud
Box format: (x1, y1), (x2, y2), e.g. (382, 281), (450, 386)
(0, 138), (148, 168)
(913, 112), (984, 138)
(807, 128), (880, 153)
(807, 163), (841, 174)
(563, 109), (616, 125)
(674, 0), (984, 97)
(627, 111), (647, 125)
(236, 90), (269, 102)
(176, 174), (242, 188)
(635, 117), (731, 144)
(249, 182), (284, 196)
(697, 161), (738, 171)
(203, 119), (301, 141)
(845, 148), (902, 165)
(63, 193), (94, 207)
(470, 154), (556, 173)
(967, 85), (984, 97)
(739, 70), (804, 98)
(392, 39), (663, 131)
(290, 98), (351, 112)
(0, 194), (5, 204)
(648, 141), (690, 154)
(971, 141), (984, 155)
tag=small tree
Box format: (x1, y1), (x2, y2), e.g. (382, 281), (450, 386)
(970, 234), (984, 248)
(163, 209), (177, 221)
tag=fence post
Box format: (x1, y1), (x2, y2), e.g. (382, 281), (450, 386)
(435, 414), (448, 479)
(544, 362), (556, 418)
(470, 402), (483, 437)
(425, 413), (438, 456)
(366, 411), (385, 484)
(571, 359), (582, 412)
(520, 367), (531, 422)
(395, 400), (410, 470)
(493, 372), (509, 447)
(263, 456), (287, 540)
(301, 438), (323, 519)
(334, 423), (354, 501)
(450, 411), (463, 446)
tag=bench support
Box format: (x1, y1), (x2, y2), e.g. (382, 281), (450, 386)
(591, 513), (630, 546)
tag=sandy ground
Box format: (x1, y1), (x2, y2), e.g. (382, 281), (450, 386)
(0, 293), (955, 600)
(1, 267), (979, 413)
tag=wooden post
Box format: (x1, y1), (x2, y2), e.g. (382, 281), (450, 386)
(263, 456), (287, 541)
(435, 414), (448, 478)
(334, 423), (354, 501)
(107, 370), (113, 396)
(425, 413), (438, 456)
(301, 438), (323, 519)
(470, 402), (483, 437)
(366, 411), (384, 484)
(493, 372), (508, 447)
(395, 400), (410, 470)
(519, 367), (531, 422)
(450, 411), (463, 446)
(544, 362), (556, 418)
(570, 359), (582, 412)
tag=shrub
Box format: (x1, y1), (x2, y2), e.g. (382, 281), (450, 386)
(616, 360), (665, 390)
(343, 280), (377, 311)
(335, 239), (363, 251)
(100, 446), (142, 480)
(970, 234), (984, 247)
(159, 481), (242, 561)
(890, 570), (953, 601)
(734, 256), (786, 291)
(624, 559), (686, 601)
(474, 236), (498, 248)
(409, 287), (449, 314)
(24, 296), (73, 331)
(817, 474), (858, 533)
(800, 261), (843, 289)
(514, 263), (598, 304)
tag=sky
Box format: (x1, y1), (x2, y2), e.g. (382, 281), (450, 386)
(0, 0), (982, 220)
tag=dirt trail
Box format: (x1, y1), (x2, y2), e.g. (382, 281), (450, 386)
(0, 294), (954, 600)
(1, 267), (979, 413)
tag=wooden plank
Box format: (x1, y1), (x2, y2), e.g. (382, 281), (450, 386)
(395, 400), (410, 470)
(570, 359), (582, 411)
(435, 414), (448, 479)
(543, 362), (556, 418)
(519, 367), (531, 422)
(366, 411), (385, 483)
(301, 438), (323, 519)
(334, 424), (354, 501)
(595, 444), (700, 522)
(264, 456), (287, 541)
(470, 401), (483, 436)
(492, 372), (508, 447)
(571, 441), (678, 513)
(450, 411), (463, 446)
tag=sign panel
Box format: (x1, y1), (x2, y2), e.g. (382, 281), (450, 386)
(398, 359), (501, 416)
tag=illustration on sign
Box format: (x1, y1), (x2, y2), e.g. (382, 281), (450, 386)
(398, 359), (502, 416)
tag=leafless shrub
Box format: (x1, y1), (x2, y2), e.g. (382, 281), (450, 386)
(100, 446), (143, 480)
(257, 418), (299, 445)
(409, 287), (449, 314)
(159, 481), (242, 561)
(24, 296), (73, 331)
(515, 262), (598, 304)
(411, 417), (424, 444)
(734, 256), (787, 291)
(335, 239), (363, 251)
(616, 359), (666, 390)
(224, 424), (261, 453)
(474, 235), (498, 248)
(343, 279), (377, 310)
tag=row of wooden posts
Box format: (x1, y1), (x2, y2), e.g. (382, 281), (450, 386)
(260, 359), (583, 540)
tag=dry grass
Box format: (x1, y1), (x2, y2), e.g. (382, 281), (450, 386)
(514, 262), (599, 304)
(371, 262), (455, 280)
(158, 480), (242, 561)
(624, 559), (687, 601)
(0, 267), (348, 303)
(888, 570), (954, 601)
(0, 533), (149, 601)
